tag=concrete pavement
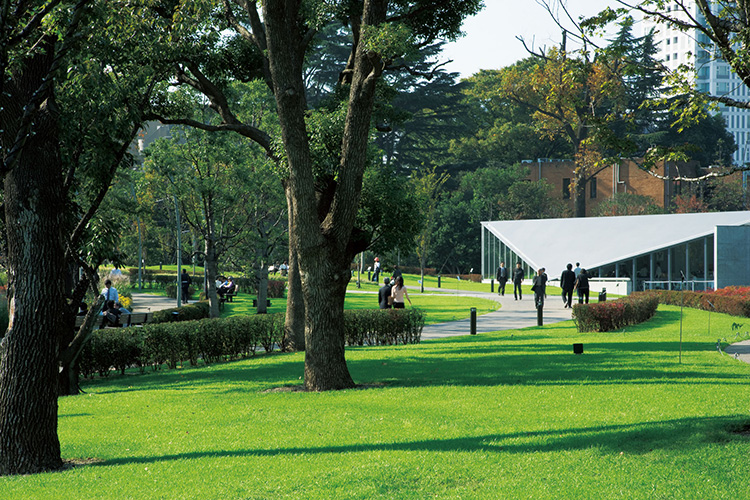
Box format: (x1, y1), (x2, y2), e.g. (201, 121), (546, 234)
(419, 287), (574, 340)
(130, 292), (185, 312)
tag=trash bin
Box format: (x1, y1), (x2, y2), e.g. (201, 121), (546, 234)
(598, 288), (607, 302)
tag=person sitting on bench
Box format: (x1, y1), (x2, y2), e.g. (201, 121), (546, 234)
(218, 277), (235, 298)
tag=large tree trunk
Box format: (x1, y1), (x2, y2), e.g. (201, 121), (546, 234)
(283, 186), (305, 351)
(263, 0), (384, 390)
(0, 43), (66, 474)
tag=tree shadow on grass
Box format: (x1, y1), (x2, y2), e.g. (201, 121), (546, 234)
(90, 414), (750, 468)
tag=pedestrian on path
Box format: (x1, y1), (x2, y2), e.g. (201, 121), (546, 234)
(390, 276), (411, 309)
(512, 262), (524, 300)
(496, 262), (508, 296)
(575, 269), (590, 304)
(532, 268), (546, 309)
(560, 263), (576, 308)
(181, 269), (191, 304)
(378, 277), (393, 309)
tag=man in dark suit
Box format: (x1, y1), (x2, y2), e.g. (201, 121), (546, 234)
(378, 277), (393, 309)
(496, 262), (508, 296)
(560, 263), (576, 308)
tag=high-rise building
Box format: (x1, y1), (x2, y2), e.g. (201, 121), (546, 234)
(644, 1), (750, 177)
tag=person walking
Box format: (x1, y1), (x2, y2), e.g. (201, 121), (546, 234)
(378, 277), (393, 309)
(512, 262), (524, 300)
(496, 262), (508, 296)
(180, 269), (191, 304)
(531, 268), (547, 309)
(390, 275), (412, 309)
(560, 263), (576, 308)
(575, 268), (590, 304)
(372, 257), (381, 282)
(573, 262), (582, 278)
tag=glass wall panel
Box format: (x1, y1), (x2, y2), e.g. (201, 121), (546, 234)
(635, 255), (650, 291)
(670, 243), (687, 288)
(688, 239), (704, 280)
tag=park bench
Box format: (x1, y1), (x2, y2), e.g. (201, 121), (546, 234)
(252, 298), (272, 307)
(74, 312), (154, 329)
(219, 286), (239, 310)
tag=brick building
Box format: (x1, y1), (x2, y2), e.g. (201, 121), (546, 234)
(523, 159), (701, 216)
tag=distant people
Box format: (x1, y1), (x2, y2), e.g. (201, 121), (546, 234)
(100, 279), (119, 311)
(391, 265), (402, 283)
(560, 263), (576, 308)
(496, 261), (508, 296)
(531, 268), (547, 309)
(372, 257), (381, 283)
(573, 262), (581, 278)
(378, 277), (393, 309)
(575, 269), (590, 304)
(180, 269), (191, 304)
(218, 277), (235, 298)
(512, 262), (524, 300)
(390, 275), (412, 309)
(279, 261), (288, 276)
(102, 300), (121, 327)
(114, 302), (130, 315)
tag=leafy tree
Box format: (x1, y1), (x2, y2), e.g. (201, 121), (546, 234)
(497, 179), (570, 220)
(413, 167), (448, 292)
(148, 0), (483, 390)
(0, 0), (168, 474)
(592, 192), (663, 216)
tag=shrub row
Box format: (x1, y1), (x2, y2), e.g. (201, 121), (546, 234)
(78, 308), (422, 378)
(344, 308), (424, 346)
(267, 280), (285, 298)
(572, 292), (660, 332)
(640, 289), (750, 318)
(150, 301), (211, 324)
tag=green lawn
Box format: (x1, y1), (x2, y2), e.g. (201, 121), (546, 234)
(3, 306), (750, 498)
(221, 290), (500, 325)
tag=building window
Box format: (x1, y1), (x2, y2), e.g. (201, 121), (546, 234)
(666, 55), (670, 61)
(590, 178), (597, 199)
(563, 178), (571, 200)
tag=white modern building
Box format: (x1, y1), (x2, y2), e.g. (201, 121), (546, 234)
(481, 211), (750, 294)
(645, 1), (750, 190)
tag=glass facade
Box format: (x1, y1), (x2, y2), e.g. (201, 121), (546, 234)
(482, 226), (534, 281)
(482, 225), (716, 292)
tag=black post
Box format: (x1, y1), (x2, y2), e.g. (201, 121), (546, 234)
(537, 303), (543, 326)
(490, 279), (494, 293)
(470, 307), (477, 335)
(368, 271), (371, 281)
(437, 275), (441, 288)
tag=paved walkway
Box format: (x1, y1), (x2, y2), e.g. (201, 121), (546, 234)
(130, 293), (185, 312)
(129, 288), (576, 339)
(419, 287), (573, 340)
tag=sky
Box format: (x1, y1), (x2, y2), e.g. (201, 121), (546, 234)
(441, 0), (625, 79)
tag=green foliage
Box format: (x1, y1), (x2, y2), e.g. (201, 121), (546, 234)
(572, 293), (660, 332)
(344, 308), (425, 346)
(78, 307), (423, 378)
(151, 301), (211, 324)
(593, 192), (664, 217)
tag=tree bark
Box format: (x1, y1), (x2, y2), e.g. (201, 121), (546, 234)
(284, 186), (305, 351)
(205, 238), (221, 318)
(574, 177), (587, 218)
(0, 42), (65, 474)
(263, 0), (386, 390)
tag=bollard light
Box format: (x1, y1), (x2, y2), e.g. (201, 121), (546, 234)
(573, 343), (583, 355)
(470, 307), (477, 335)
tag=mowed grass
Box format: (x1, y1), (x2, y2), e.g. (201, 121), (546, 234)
(222, 285), (500, 325)
(4, 306), (750, 498)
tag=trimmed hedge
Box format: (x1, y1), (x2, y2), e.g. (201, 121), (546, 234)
(344, 308), (424, 346)
(640, 289), (750, 318)
(267, 280), (286, 298)
(78, 308), (422, 378)
(151, 301), (211, 324)
(572, 292), (660, 332)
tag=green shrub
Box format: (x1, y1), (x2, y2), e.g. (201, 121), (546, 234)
(165, 284), (197, 300)
(151, 301), (210, 324)
(573, 293), (659, 332)
(78, 307), (423, 378)
(344, 308), (424, 346)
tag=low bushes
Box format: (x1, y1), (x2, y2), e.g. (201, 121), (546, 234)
(573, 292), (660, 332)
(344, 308), (425, 346)
(642, 288), (750, 318)
(151, 301), (211, 324)
(267, 280), (286, 298)
(78, 308), (422, 378)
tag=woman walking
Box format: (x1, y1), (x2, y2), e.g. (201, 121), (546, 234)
(390, 276), (412, 309)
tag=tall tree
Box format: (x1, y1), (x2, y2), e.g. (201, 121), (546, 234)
(149, 0), (483, 390)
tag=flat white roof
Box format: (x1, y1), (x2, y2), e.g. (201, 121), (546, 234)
(482, 211), (750, 275)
